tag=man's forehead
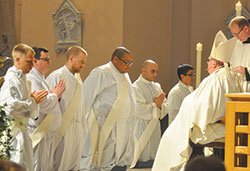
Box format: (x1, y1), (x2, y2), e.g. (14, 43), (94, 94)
(122, 53), (133, 60)
(41, 51), (49, 56)
(230, 23), (240, 30)
(144, 65), (158, 73)
(79, 53), (87, 61)
(147, 62), (158, 68)
(187, 69), (194, 73)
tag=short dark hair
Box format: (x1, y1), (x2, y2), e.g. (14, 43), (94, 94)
(177, 64), (194, 80)
(32, 47), (49, 59)
(185, 156), (225, 171)
(111, 47), (131, 60)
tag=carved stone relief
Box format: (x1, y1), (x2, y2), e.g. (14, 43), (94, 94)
(0, 34), (9, 57)
(0, 0), (17, 56)
(53, 0), (82, 53)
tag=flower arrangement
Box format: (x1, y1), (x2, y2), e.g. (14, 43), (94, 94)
(0, 104), (14, 160)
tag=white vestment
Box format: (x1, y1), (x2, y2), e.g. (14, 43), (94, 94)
(46, 65), (85, 171)
(152, 68), (240, 171)
(27, 67), (62, 171)
(0, 66), (38, 171)
(80, 62), (136, 171)
(132, 75), (168, 164)
(167, 81), (193, 124)
(230, 40), (250, 92)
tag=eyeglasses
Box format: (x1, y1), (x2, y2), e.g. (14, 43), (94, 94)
(186, 73), (196, 77)
(118, 57), (133, 66)
(233, 26), (244, 36)
(38, 57), (51, 62)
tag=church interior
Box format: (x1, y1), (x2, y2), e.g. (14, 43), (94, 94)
(1, 0), (249, 91)
(1, 0), (250, 171)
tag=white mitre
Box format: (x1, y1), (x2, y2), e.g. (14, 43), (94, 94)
(210, 30), (237, 62)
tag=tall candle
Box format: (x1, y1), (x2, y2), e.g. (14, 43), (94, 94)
(196, 42), (202, 88)
(235, 1), (242, 16)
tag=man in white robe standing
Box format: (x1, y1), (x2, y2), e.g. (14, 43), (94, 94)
(167, 64), (194, 124)
(131, 60), (168, 168)
(0, 44), (48, 171)
(46, 46), (88, 171)
(152, 31), (240, 171)
(229, 16), (250, 92)
(27, 47), (65, 171)
(80, 47), (136, 171)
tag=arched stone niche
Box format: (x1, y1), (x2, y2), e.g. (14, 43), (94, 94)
(53, 0), (83, 53)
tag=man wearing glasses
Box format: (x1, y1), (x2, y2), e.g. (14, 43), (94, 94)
(229, 16), (250, 92)
(167, 64), (194, 125)
(81, 47), (136, 171)
(153, 31), (240, 171)
(27, 47), (65, 171)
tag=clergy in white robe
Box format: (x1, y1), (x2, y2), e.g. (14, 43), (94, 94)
(80, 47), (136, 171)
(131, 60), (168, 167)
(46, 46), (87, 171)
(0, 44), (48, 171)
(27, 47), (65, 171)
(229, 16), (250, 92)
(152, 31), (240, 171)
(168, 64), (194, 124)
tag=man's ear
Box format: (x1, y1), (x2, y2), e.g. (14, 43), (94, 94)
(114, 56), (118, 61)
(33, 58), (38, 65)
(112, 56), (119, 64)
(69, 56), (74, 63)
(180, 74), (185, 80)
(15, 56), (21, 64)
(16, 56), (20, 61)
(142, 67), (146, 73)
(244, 26), (248, 32)
(212, 60), (217, 67)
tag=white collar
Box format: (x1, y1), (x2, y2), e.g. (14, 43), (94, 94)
(139, 74), (153, 84)
(11, 66), (25, 78)
(179, 80), (190, 88)
(63, 65), (75, 77)
(31, 67), (44, 79)
(109, 61), (125, 75)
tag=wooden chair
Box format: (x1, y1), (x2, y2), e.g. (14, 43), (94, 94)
(225, 93), (250, 170)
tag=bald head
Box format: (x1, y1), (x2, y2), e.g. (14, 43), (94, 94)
(229, 16), (249, 28)
(66, 46), (87, 61)
(142, 59), (158, 69)
(141, 59), (158, 82)
(229, 16), (250, 42)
